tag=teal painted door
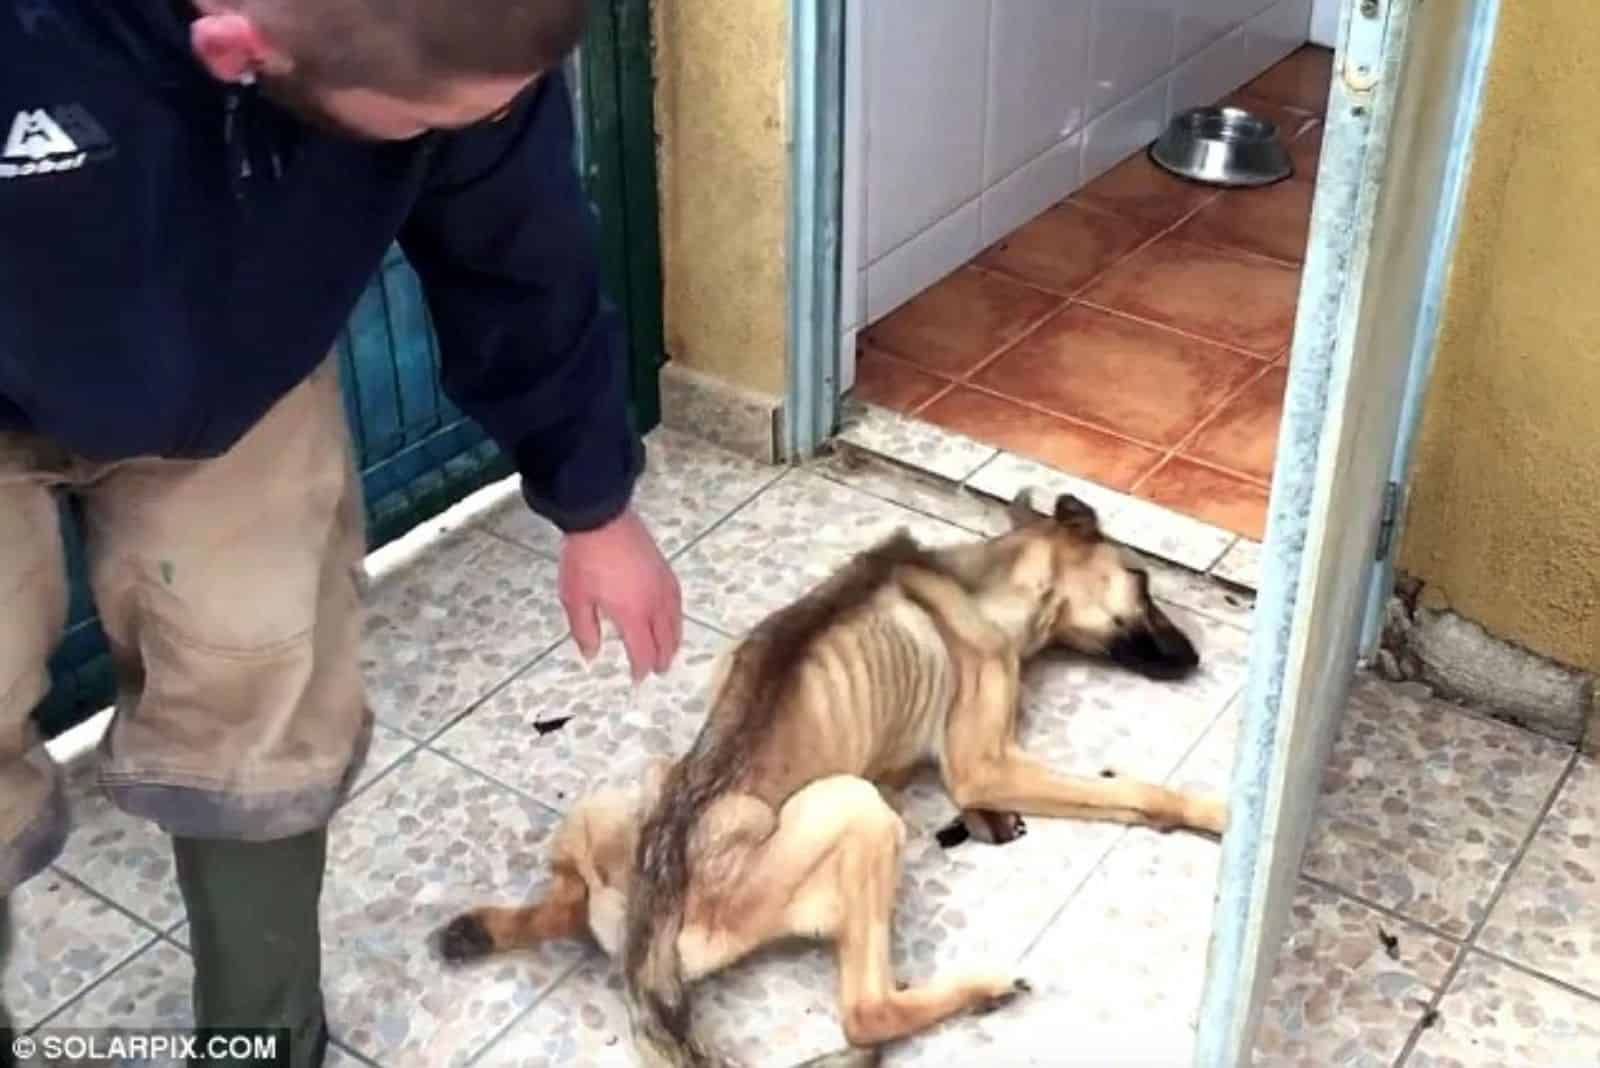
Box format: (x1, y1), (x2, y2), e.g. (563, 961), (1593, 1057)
(33, 3), (664, 738)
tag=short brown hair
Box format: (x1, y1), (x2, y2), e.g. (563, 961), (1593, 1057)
(239, 0), (590, 92)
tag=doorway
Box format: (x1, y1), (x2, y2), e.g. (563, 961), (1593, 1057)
(788, 0), (1502, 1062)
(841, 2), (1327, 562)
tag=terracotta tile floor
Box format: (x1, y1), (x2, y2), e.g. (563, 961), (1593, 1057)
(855, 46), (1332, 542)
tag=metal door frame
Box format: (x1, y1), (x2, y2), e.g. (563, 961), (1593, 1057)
(1198, 0), (1501, 1060)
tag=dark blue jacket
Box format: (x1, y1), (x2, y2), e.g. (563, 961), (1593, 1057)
(0, 0), (641, 532)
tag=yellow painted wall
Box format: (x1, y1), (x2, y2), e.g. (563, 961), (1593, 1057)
(651, 0), (790, 397)
(1399, 3), (1600, 672)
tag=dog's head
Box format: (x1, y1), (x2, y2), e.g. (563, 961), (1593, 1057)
(1002, 488), (1200, 681)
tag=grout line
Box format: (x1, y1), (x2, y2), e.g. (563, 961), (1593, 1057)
(1134, 359), (1281, 497)
(328, 1038), (386, 1068)
(1467, 945), (1600, 1008)
(419, 742), (565, 819)
(1050, 297), (1281, 364)
(1392, 751), (1582, 1067)
(27, 927), (165, 1036)
(393, 468), (793, 751)
(403, 632), (573, 749)
(810, 465), (995, 540)
(1017, 693), (1239, 964)
(461, 956), (590, 1067)
(1299, 874), (1465, 946)
(1073, 295), (1285, 363)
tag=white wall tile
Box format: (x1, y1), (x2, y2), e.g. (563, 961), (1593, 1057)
(984, 0), (1095, 187)
(1088, 0), (1181, 117)
(1177, 0), (1276, 61)
(1243, 0), (1315, 84)
(839, 326), (858, 394)
(1310, 0), (1341, 47)
(865, 0), (992, 263)
(866, 198), (982, 324)
(1081, 74), (1172, 184)
(981, 130), (1085, 246)
(1169, 25), (1252, 116)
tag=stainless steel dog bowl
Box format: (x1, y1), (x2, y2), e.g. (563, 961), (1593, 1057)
(1149, 105), (1293, 187)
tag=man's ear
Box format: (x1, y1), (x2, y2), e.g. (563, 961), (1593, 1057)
(189, 8), (294, 84)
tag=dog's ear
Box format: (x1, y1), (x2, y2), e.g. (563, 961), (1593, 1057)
(1008, 487), (1041, 529)
(1053, 494), (1099, 537)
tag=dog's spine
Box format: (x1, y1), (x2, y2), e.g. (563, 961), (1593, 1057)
(619, 531), (941, 1068)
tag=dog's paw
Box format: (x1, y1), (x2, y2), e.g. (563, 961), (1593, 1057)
(975, 977), (1032, 1015)
(964, 809), (1027, 845)
(433, 913), (494, 965)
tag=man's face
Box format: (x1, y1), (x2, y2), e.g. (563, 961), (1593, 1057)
(260, 71), (536, 141)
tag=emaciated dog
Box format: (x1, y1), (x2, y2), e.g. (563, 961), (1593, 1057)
(434, 489), (1228, 1067)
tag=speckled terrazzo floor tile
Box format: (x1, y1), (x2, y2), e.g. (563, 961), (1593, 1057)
(362, 530), (569, 739)
(1213, 536), (1263, 591)
(50, 725), (414, 937)
(837, 403), (998, 483)
(489, 428), (781, 560)
(965, 450), (1132, 520)
(675, 472), (974, 635)
(32, 942), (365, 1068)
(32, 942), (192, 1064)
(321, 749), (581, 1067)
(1301, 677), (1570, 938)
(6, 872), (155, 1029)
(1407, 952), (1600, 1067)
(348, 721), (422, 797)
(898, 814), (1225, 1063)
(1253, 883), (1460, 1068)
(1141, 552), (1256, 631)
(51, 756), (184, 933)
(1477, 758), (1600, 995)
(810, 447), (1010, 537)
(1101, 494), (1238, 573)
(482, 949), (850, 1068)
(432, 620), (728, 810)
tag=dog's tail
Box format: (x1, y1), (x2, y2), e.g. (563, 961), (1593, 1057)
(619, 668), (752, 1068)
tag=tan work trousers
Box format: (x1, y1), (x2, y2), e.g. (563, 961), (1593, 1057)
(0, 358), (373, 892)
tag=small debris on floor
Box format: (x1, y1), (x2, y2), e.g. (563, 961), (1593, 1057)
(1224, 594), (1245, 608)
(935, 817), (971, 849)
(533, 715), (573, 736)
(1100, 768), (1117, 779)
(1376, 924), (1400, 960)
(1420, 1007), (1441, 1030)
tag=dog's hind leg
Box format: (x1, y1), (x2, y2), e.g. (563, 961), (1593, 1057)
(714, 776), (1028, 1052)
(433, 864), (588, 963)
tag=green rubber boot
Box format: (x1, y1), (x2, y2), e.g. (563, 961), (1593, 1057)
(172, 829), (329, 1068)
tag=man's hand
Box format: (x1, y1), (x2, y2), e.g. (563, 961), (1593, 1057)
(557, 507), (683, 682)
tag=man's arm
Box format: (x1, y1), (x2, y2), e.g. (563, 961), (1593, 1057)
(396, 67), (681, 678)
(396, 67), (640, 534)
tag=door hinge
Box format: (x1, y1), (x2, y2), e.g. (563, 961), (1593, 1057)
(1343, 0), (1390, 93)
(1374, 480), (1401, 560)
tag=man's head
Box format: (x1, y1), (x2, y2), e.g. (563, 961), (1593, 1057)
(187, 0), (590, 140)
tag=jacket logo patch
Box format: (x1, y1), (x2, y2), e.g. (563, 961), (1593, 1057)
(1, 104), (114, 179)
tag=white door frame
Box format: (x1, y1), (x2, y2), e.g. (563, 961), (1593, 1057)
(780, 0), (1501, 1059)
(1195, 0), (1502, 1059)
